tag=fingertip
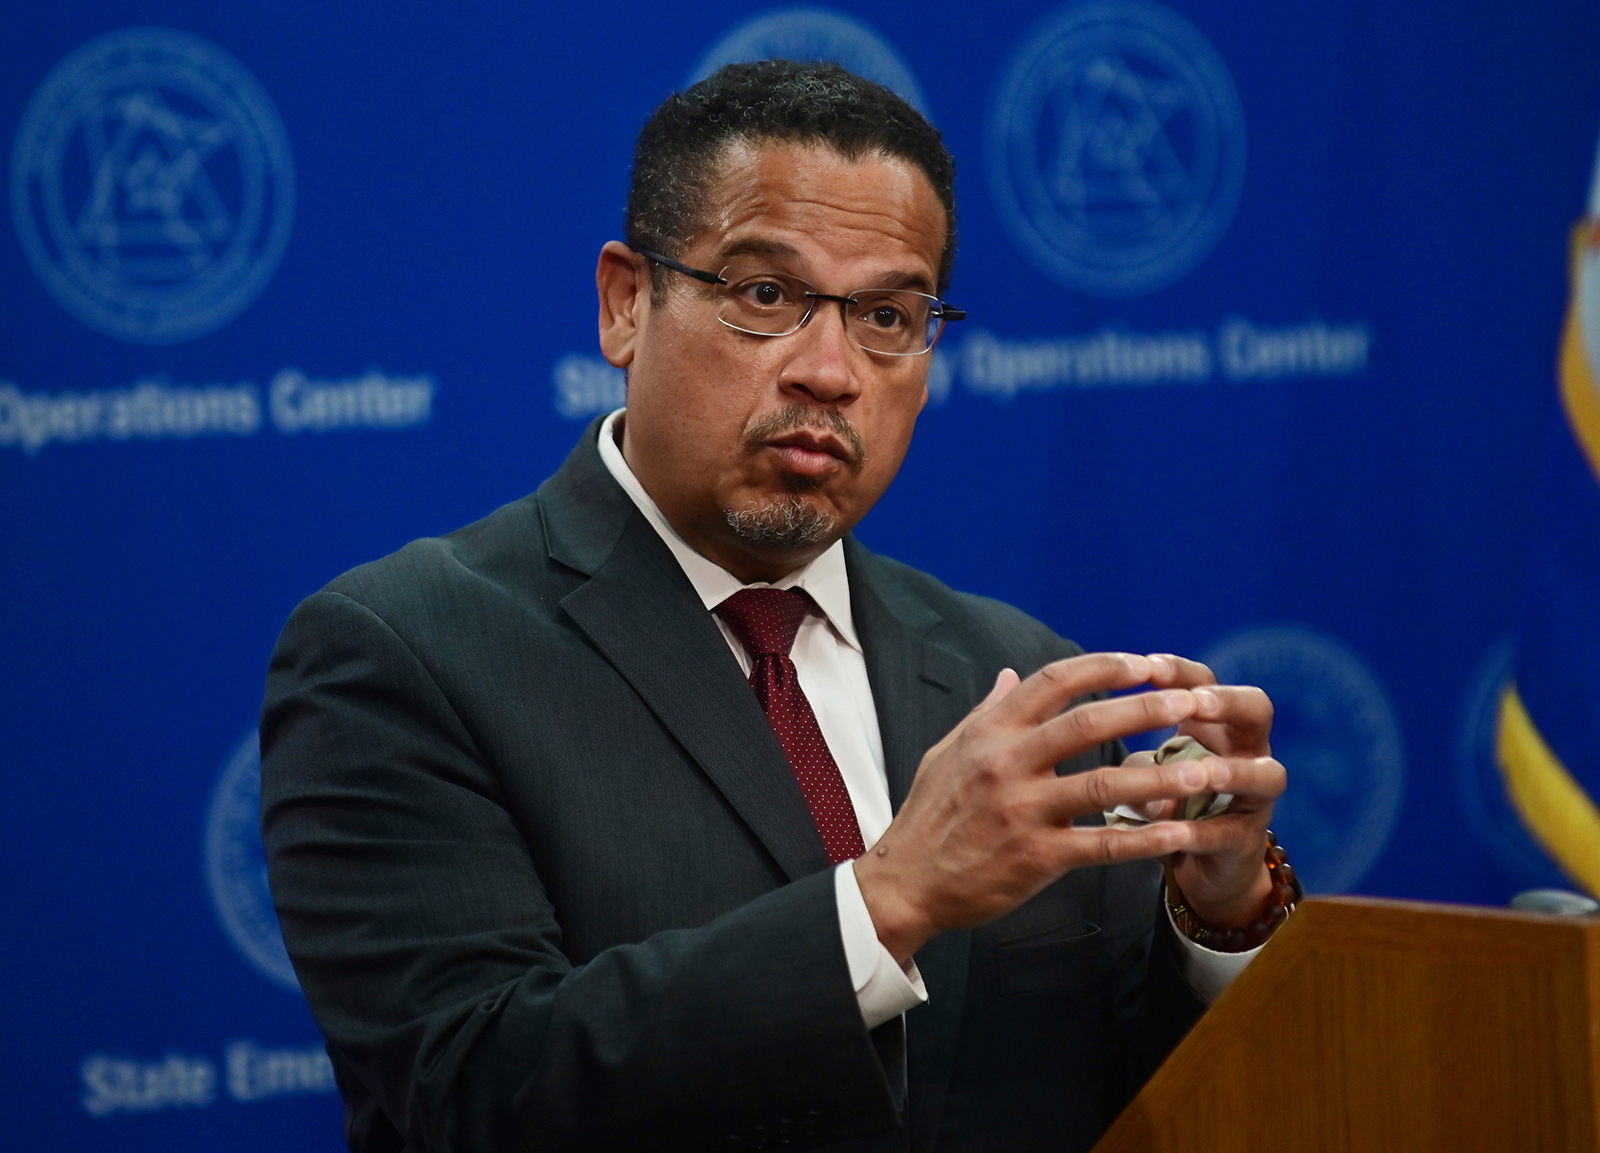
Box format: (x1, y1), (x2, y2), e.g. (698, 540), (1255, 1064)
(979, 667), (1021, 710)
(1162, 688), (1197, 719)
(1146, 653), (1174, 680)
(1121, 652), (1152, 681)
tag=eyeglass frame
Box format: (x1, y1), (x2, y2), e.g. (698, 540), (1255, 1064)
(634, 247), (965, 357)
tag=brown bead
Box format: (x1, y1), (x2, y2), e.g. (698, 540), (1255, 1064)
(1273, 883), (1297, 907)
(1265, 903), (1289, 929)
(1245, 919), (1271, 948)
(1266, 844), (1288, 867)
(1266, 831), (1277, 847)
(1222, 927), (1248, 952)
(1275, 863), (1297, 889)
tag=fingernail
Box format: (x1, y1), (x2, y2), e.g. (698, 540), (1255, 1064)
(1206, 757), (1231, 788)
(1146, 653), (1173, 678)
(1193, 687), (1220, 713)
(1163, 689), (1195, 716)
(1123, 653), (1151, 679)
(1179, 763), (1206, 789)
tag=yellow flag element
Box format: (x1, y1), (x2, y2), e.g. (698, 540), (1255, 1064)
(1559, 223), (1600, 485)
(1496, 683), (1600, 898)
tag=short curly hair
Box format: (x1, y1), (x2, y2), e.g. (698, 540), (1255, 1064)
(626, 60), (957, 299)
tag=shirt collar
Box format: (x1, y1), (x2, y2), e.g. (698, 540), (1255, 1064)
(595, 408), (861, 652)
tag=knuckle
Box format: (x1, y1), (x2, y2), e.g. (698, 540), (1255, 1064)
(1096, 832), (1122, 865)
(1263, 756), (1287, 788)
(1081, 767), (1114, 809)
(970, 747), (1005, 787)
(1037, 660), (1073, 693)
(1063, 704), (1099, 743)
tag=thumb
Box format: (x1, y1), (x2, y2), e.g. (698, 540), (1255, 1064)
(975, 667), (1021, 715)
(918, 668), (1023, 771)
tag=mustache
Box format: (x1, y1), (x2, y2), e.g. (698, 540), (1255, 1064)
(740, 404), (867, 466)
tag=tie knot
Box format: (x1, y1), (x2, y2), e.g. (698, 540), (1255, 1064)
(716, 587), (812, 657)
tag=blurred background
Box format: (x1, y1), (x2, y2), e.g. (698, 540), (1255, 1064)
(4, 1), (1598, 1147)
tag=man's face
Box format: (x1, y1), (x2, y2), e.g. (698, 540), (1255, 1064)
(597, 140), (947, 583)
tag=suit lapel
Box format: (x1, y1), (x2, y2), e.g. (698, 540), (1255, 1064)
(847, 546), (976, 811)
(543, 423), (831, 883)
(846, 540), (978, 1149)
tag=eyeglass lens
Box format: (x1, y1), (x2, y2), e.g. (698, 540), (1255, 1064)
(715, 265), (946, 355)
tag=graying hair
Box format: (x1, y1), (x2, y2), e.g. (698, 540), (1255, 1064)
(723, 496), (836, 549)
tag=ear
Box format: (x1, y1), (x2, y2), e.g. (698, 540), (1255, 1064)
(597, 241), (648, 368)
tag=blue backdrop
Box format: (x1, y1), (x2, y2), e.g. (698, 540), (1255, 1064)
(4, 2), (1596, 1147)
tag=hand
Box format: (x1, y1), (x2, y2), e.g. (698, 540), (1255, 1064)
(1133, 654), (1285, 929)
(853, 652), (1234, 965)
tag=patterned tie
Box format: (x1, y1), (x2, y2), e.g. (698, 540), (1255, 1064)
(716, 588), (867, 865)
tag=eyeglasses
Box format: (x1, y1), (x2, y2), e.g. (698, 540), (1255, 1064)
(636, 248), (965, 357)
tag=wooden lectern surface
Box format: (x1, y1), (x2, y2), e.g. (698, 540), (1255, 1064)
(1092, 897), (1600, 1153)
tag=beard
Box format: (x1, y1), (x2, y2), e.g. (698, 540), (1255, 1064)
(723, 494), (836, 549)
(719, 404), (866, 550)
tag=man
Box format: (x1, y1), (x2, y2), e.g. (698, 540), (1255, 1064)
(261, 61), (1288, 1152)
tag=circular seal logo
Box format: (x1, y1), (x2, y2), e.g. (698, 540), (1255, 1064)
(10, 28), (295, 344)
(986, 1), (1245, 297)
(1201, 625), (1405, 893)
(204, 729), (299, 992)
(1452, 636), (1569, 887)
(687, 7), (930, 117)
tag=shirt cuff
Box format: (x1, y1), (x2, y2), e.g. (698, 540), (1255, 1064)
(834, 861), (928, 1029)
(1165, 898), (1261, 1005)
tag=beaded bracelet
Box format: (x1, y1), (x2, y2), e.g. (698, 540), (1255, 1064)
(1167, 831), (1303, 953)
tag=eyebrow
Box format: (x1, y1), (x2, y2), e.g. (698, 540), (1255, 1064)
(714, 238), (936, 294)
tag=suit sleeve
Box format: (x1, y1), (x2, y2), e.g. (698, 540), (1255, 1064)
(261, 589), (901, 1152)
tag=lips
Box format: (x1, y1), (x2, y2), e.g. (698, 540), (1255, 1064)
(764, 429), (855, 476)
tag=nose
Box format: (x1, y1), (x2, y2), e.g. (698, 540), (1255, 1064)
(778, 298), (862, 406)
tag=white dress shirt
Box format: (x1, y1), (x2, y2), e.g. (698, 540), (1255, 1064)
(595, 409), (1254, 1028)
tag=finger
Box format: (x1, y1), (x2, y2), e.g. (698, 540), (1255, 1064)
(990, 652), (1153, 727)
(1169, 812), (1271, 857)
(1182, 685), (1274, 754)
(977, 668), (1022, 715)
(1017, 688), (1196, 767)
(1145, 653), (1217, 688)
(1189, 684), (1273, 728)
(1048, 820), (1193, 869)
(1037, 753), (1223, 822)
(920, 668), (1025, 767)
(1194, 755), (1285, 804)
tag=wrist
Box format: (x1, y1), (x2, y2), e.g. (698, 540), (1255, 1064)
(1185, 861), (1275, 929)
(851, 853), (937, 967)
(1169, 831), (1302, 952)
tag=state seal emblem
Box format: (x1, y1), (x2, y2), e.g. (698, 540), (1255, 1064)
(10, 28), (294, 344)
(1202, 625), (1405, 893)
(986, 1), (1245, 297)
(204, 729), (299, 992)
(688, 7), (930, 117)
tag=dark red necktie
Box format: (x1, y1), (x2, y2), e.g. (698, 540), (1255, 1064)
(716, 588), (866, 865)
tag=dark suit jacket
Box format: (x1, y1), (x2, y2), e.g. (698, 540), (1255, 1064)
(260, 419), (1204, 1153)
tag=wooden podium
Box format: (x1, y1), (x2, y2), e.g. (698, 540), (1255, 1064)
(1092, 897), (1600, 1152)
